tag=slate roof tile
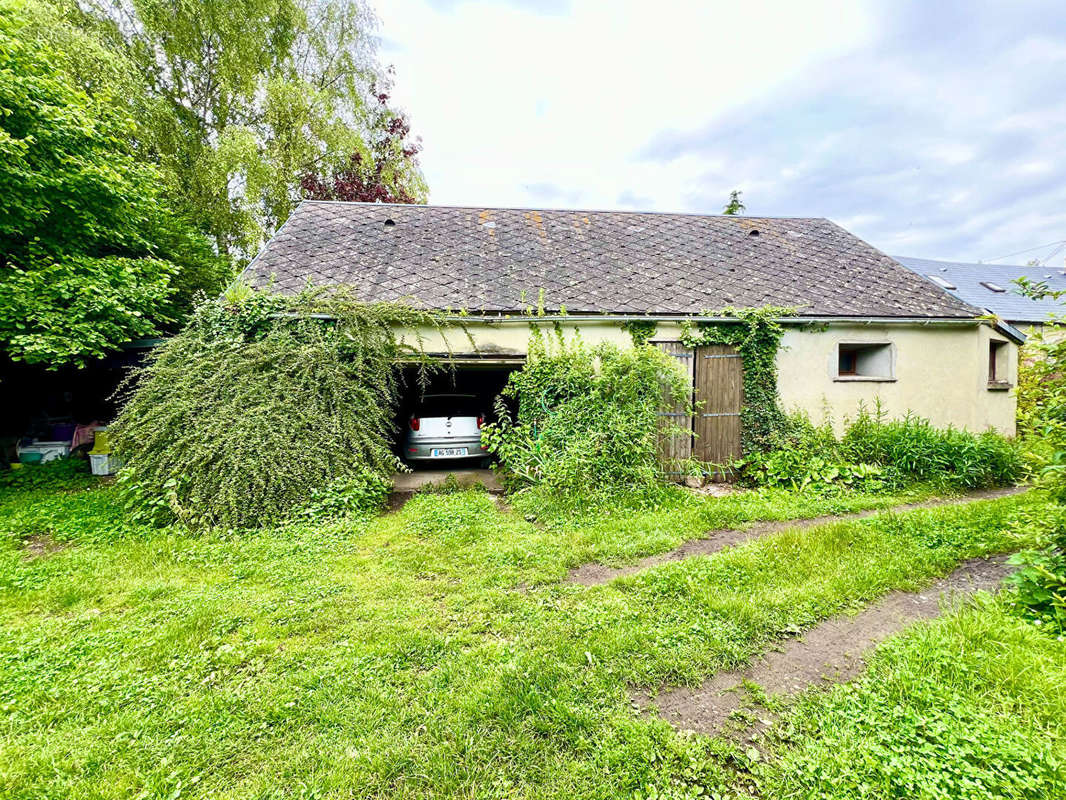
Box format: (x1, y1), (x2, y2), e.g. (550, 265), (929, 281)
(242, 202), (980, 318)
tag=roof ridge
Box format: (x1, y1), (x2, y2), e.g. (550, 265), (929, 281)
(298, 199), (826, 222)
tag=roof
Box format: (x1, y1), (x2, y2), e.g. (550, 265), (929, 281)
(894, 256), (1066, 324)
(242, 201), (980, 319)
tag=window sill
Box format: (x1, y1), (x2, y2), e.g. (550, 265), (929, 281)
(834, 376), (896, 382)
(987, 381), (1012, 392)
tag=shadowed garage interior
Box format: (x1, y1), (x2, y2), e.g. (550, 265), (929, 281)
(393, 359), (522, 469)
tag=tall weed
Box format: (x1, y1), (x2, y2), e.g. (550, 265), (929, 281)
(737, 406), (1021, 492)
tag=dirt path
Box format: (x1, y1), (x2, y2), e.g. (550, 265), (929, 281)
(567, 486), (1026, 586)
(632, 554), (1014, 739)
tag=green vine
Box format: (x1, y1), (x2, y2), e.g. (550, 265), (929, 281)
(679, 306), (795, 454)
(622, 319), (658, 346)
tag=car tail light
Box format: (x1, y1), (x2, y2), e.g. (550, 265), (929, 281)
(410, 417), (420, 431)
(477, 415), (484, 428)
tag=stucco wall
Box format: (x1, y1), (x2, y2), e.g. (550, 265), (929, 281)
(776, 323), (1016, 436)
(397, 318), (1017, 436)
(398, 319), (687, 356)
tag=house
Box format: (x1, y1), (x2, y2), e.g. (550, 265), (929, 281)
(895, 255), (1066, 339)
(242, 201), (1022, 463)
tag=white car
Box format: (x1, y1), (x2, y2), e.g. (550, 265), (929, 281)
(403, 393), (490, 464)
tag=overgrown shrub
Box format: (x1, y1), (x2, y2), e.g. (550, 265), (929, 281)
(736, 406), (1021, 492)
(1008, 506), (1066, 634)
(481, 327), (689, 501)
(110, 287), (450, 529)
(1010, 314), (1066, 634)
(1017, 328), (1066, 445)
(1016, 328), (1066, 489)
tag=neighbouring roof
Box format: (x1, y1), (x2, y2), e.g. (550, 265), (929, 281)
(895, 256), (1066, 324)
(243, 201), (980, 319)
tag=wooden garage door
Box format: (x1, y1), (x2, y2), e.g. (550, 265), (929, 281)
(653, 341), (693, 477)
(694, 345), (743, 466)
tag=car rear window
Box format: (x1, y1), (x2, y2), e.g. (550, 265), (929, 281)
(417, 395), (482, 417)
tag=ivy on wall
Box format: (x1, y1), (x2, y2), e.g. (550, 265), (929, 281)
(679, 306), (795, 454)
(622, 319), (658, 346)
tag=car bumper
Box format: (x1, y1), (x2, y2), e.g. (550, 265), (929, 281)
(404, 437), (487, 460)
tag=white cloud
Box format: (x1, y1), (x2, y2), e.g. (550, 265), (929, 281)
(376, 0), (873, 208)
(374, 0), (1066, 261)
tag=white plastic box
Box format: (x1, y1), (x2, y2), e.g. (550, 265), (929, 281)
(89, 453), (123, 476)
(17, 441), (71, 463)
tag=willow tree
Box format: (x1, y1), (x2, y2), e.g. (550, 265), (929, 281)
(80, 0), (426, 257)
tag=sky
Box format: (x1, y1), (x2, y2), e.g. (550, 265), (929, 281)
(374, 0), (1066, 265)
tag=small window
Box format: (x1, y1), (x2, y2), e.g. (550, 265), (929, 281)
(837, 343), (894, 380)
(988, 340), (1009, 388)
(927, 274), (957, 290)
(838, 348), (858, 375)
(980, 281), (1006, 293)
(417, 394), (483, 416)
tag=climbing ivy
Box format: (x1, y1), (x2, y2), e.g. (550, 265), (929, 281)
(679, 306), (795, 454)
(622, 319), (658, 346)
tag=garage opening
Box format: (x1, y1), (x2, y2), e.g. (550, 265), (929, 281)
(392, 359), (523, 470)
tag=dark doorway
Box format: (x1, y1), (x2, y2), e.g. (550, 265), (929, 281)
(392, 361), (522, 469)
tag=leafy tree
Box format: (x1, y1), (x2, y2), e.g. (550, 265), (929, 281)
(723, 189), (745, 215)
(0, 0), (223, 367)
(81, 0), (427, 256)
(300, 82), (422, 203)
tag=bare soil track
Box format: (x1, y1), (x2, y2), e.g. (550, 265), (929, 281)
(633, 554), (1015, 738)
(568, 486), (1026, 586)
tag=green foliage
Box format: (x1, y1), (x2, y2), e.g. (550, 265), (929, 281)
(109, 287), (450, 529)
(481, 327), (689, 505)
(738, 449), (893, 493)
(292, 470), (392, 524)
(0, 458), (95, 493)
(757, 600), (1066, 799)
(1007, 505), (1066, 634)
(738, 407), (1021, 492)
(78, 0), (426, 256)
(1009, 547), (1066, 634)
(680, 306), (793, 453)
(722, 189), (745, 215)
(0, 0), (226, 367)
(1016, 328), (1066, 491)
(621, 319), (658, 345)
(1016, 331), (1066, 443)
(841, 407), (1023, 488)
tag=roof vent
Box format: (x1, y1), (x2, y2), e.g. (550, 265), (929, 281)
(980, 281), (1006, 293)
(384, 218), (396, 227)
(927, 274), (957, 290)
(748, 229), (760, 237)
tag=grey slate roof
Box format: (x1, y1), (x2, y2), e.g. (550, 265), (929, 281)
(895, 256), (1066, 324)
(242, 201), (980, 318)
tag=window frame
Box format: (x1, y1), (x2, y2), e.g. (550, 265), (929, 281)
(987, 340), (1010, 390)
(834, 341), (896, 382)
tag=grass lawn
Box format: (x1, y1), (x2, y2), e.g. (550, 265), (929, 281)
(0, 481), (1061, 798)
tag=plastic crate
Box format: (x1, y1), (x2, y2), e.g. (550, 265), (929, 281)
(89, 453), (123, 476)
(17, 441), (71, 463)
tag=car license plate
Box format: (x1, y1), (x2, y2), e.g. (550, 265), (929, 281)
(431, 447), (468, 457)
